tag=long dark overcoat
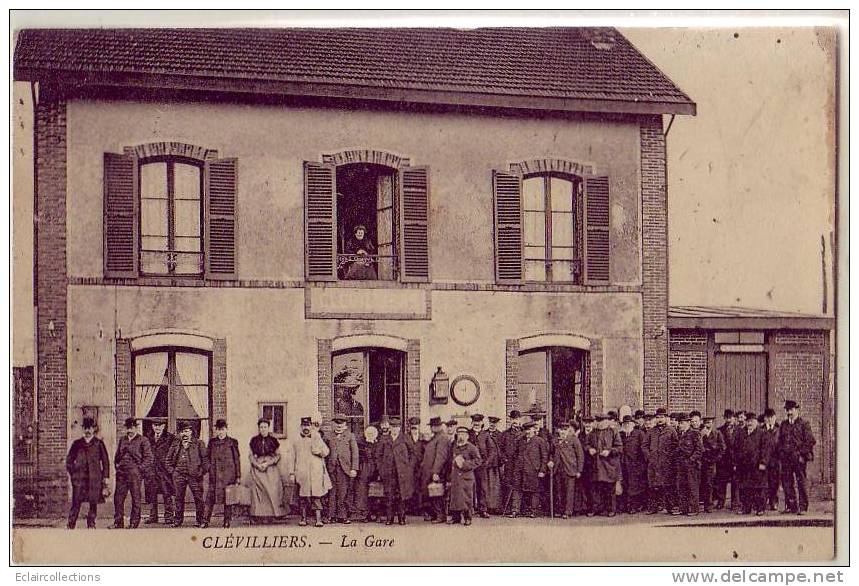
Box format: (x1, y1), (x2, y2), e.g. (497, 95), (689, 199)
(777, 417), (816, 465)
(702, 428), (726, 466)
(515, 435), (549, 492)
(377, 434), (414, 499)
(586, 427), (622, 483)
(498, 427), (523, 488)
(207, 436), (241, 503)
(66, 437), (110, 503)
(448, 441), (482, 511)
(620, 427), (648, 496)
(644, 424), (678, 488)
(419, 431), (451, 491)
(736, 427), (773, 489)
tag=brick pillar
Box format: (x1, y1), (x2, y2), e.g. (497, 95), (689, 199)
(115, 339), (132, 441)
(406, 340), (421, 421)
(505, 339), (519, 416)
(317, 339), (333, 425)
(640, 115), (669, 411)
(212, 339), (228, 424)
(35, 84), (68, 515)
(589, 338), (604, 416)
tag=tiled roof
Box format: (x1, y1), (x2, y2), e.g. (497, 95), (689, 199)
(14, 27), (695, 114)
(668, 306), (834, 330)
(668, 306), (828, 320)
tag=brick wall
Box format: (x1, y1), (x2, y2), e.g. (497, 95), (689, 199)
(640, 115), (668, 411)
(35, 84), (69, 514)
(114, 339), (132, 440)
(405, 340), (421, 421)
(212, 339), (228, 423)
(504, 339), (520, 417)
(668, 329), (708, 412)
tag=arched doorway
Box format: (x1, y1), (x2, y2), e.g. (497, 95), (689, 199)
(517, 346), (589, 432)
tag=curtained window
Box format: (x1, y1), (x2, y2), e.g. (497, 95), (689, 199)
(133, 348), (212, 440)
(332, 348), (404, 436)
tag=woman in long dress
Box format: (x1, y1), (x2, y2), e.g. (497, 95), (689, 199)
(248, 418), (284, 523)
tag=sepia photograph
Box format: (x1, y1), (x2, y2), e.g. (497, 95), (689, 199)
(8, 9), (845, 567)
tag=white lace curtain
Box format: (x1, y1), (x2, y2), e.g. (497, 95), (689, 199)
(134, 352), (168, 418)
(175, 351), (209, 418)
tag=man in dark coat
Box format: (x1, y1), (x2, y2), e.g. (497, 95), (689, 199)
(353, 425), (380, 522)
(204, 419), (241, 528)
(448, 426), (483, 525)
(700, 416), (726, 513)
(509, 419), (549, 518)
(66, 417), (110, 529)
(675, 413), (703, 516)
(498, 410), (523, 515)
(586, 414), (623, 517)
(736, 412), (773, 515)
(144, 419), (176, 525)
(644, 408), (678, 515)
(166, 422), (209, 527)
(404, 416), (425, 515)
(619, 415), (648, 513)
(548, 420), (584, 518)
(420, 417), (451, 523)
(732, 410), (749, 512)
(484, 415), (504, 514)
(575, 417), (596, 514)
(715, 409), (737, 510)
(761, 408), (781, 511)
(777, 400), (816, 514)
(325, 413), (360, 524)
(468, 414), (499, 518)
(112, 417), (154, 529)
(376, 418), (414, 525)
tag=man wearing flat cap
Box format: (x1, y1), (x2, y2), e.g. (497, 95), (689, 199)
(644, 408), (678, 515)
(66, 416), (110, 529)
(325, 413), (359, 524)
(498, 410), (523, 515)
(675, 414), (703, 516)
(166, 421), (209, 527)
(509, 418), (549, 518)
(468, 414), (499, 518)
(112, 417), (154, 529)
(777, 400), (816, 514)
(761, 408), (781, 511)
(288, 416), (332, 527)
(205, 419), (241, 528)
(699, 416), (725, 513)
(419, 416), (451, 523)
(144, 418), (176, 525)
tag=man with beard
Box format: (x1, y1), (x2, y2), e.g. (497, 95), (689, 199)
(404, 416), (425, 515)
(509, 418), (549, 518)
(699, 416), (725, 513)
(144, 419), (175, 525)
(468, 414), (499, 518)
(761, 408), (781, 511)
(166, 422), (209, 528)
(419, 417), (451, 523)
(736, 412), (773, 516)
(644, 408), (678, 515)
(498, 410), (523, 515)
(325, 413), (359, 524)
(586, 414), (623, 517)
(675, 413), (703, 516)
(777, 400), (816, 515)
(66, 417), (110, 529)
(112, 418), (154, 529)
(575, 416), (596, 515)
(619, 415), (647, 514)
(353, 424), (380, 522)
(548, 420), (584, 518)
(376, 418), (414, 525)
(715, 409), (738, 510)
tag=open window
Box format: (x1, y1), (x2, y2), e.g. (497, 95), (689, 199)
(517, 346), (589, 431)
(332, 348), (405, 436)
(336, 163), (398, 281)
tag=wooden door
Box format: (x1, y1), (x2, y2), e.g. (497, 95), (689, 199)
(709, 352), (768, 423)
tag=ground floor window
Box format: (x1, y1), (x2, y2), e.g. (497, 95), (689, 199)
(517, 346), (588, 431)
(332, 347), (404, 435)
(259, 402), (288, 438)
(133, 348), (212, 441)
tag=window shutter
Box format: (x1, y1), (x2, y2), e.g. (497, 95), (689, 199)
(583, 175), (610, 285)
(304, 161), (337, 281)
(103, 152), (138, 278)
(493, 170), (523, 284)
(204, 158), (238, 280)
(398, 166), (430, 283)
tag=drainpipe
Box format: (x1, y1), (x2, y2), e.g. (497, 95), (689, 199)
(664, 114), (676, 138)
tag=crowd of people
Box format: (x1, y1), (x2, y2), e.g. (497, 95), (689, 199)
(64, 400), (816, 530)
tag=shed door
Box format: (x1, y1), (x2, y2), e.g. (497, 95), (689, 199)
(709, 352), (768, 421)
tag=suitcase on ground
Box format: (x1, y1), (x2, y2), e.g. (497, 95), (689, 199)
(225, 484), (251, 506)
(368, 481), (385, 497)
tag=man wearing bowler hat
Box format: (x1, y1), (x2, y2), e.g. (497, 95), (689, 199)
(112, 417), (154, 529)
(205, 419), (241, 528)
(325, 413), (359, 524)
(777, 400), (816, 514)
(468, 414), (499, 518)
(508, 418), (549, 518)
(498, 410), (523, 515)
(715, 409), (738, 510)
(419, 416), (451, 523)
(675, 413), (703, 516)
(761, 408), (781, 510)
(699, 416), (725, 513)
(144, 418), (176, 525)
(166, 421), (209, 527)
(548, 420), (584, 518)
(66, 416), (110, 529)
(404, 416), (425, 515)
(644, 407), (678, 515)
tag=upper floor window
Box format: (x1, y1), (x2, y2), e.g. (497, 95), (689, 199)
(522, 174), (583, 283)
(139, 157), (203, 276)
(304, 156), (430, 283)
(103, 146), (237, 281)
(494, 166), (611, 286)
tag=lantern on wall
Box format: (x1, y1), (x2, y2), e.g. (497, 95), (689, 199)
(430, 366), (449, 405)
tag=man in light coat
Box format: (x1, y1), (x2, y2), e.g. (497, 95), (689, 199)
(288, 416), (332, 527)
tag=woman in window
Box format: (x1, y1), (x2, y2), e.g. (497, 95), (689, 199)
(247, 418), (285, 524)
(344, 224), (378, 280)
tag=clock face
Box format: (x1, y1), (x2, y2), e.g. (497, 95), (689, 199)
(450, 375), (480, 407)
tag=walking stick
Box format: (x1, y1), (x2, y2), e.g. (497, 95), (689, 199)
(549, 466), (554, 519)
